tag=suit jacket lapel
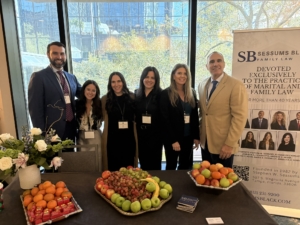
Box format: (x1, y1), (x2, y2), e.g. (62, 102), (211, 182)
(207, 73), (228, 108)
(200, 78), (209, 111)
(46, 66), (65, 102)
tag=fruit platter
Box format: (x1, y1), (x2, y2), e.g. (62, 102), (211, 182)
(188, 161), (242, 191)
(21, 180), (82, 225)
(94, 166), (173, 216)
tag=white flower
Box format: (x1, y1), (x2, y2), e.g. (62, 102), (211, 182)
(12, 153), (29, 169)
(34, 140), (48, 152)
(49, 157), (63, 170)
(0, 156), (13, 171)
(30, 128), (42, 136)
(0, 182), (3, 189)
(0, 133), (14, 144)
(51, 134), (61, 142)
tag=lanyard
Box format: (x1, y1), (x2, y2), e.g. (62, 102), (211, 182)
(116, 99), (126, 120)
(180, 97), (187, 115)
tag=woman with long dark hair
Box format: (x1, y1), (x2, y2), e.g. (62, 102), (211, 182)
(76, 80), (102, 151)
(160, 64), (200, 170)
(258, 132), (275, 150)
(135, 66), (163, 170)
(278, 132), (295, 152)
(241, 131), (256, 149)
(101, 72), (137, 171)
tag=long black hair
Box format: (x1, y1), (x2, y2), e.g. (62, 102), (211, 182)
(105, 72), (134, 113)
(76, 80), (102, 121)
(280, 132), (294, 146)
(135, 66), (162, 101)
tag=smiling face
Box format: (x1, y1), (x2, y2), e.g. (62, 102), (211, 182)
(247, 132), (253, 140)
(143, 71), (155, 91)
(111, 75), (123, 96)
(265, 133), (271, 141)
(258, 111), (264, 119)
(47, 45), (66, 69)
(296, 112), (300, 120)
(206, 52), (225, 79)
(84, 84), (97, 101)
(284, 134), (291, 144)
(276, 113), (283, 122)
(173, 67), (187, 87)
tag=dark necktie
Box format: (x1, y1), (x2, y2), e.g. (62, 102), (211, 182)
(208, 81), (218, 100)
(57, 71), (74, 121)
(259, 119), (262, 128)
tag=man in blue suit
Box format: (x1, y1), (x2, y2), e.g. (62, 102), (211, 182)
(28, 42), (81, 144)
(251, 110), (268, 129)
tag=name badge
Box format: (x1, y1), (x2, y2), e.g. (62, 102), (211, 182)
(184, 115), (190, 124)
(64, 95), (71, 104)
(118, 121), (128, 129)
(84, 131), (95, 139)
(142, 115), (151, 124)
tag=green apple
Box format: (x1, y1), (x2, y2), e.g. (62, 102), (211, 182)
(115, 196), (125, 208)
(159, 181), (167, 188)
(151, 196), (161, 208)
(227, 172), (238, 182)
(146, 182), (156, 192)
(193, 163), (201, 169)
(159, 188), (169, 199)
(141, 198), (152, 210)
(152, 176), (160, 183)
(220, 178), (230, 188)
(121, 200), (131, 212)
(201, 168), (211, 179)
(111, 193), (120, 203)
(130, 200), (141, 213)
(163, 184), (173, 194)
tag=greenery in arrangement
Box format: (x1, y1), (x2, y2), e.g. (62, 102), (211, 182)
(0, 127), (74, 177)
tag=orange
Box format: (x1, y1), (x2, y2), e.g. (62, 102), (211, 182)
(209, 164), (218, 172)
(56, 181), (66, 188)
(55, 187), (64, 197)
(27, 202), (35, 211)
(44, 193), (55, 202)
(228, 179), (233, 185)
(195, 174), (205, 185)
(42, 181), (52, 190)
(33, 194), (44, 203)
(36, 200), (47, 208)
(61, 191), (72, 199)
(38, 183), (44, 190)
(22, 190), (31, 197)
(219, 167), (229, 176)
(23, 195), (33, 207)
(47, 200), (57, 209)
(227, 168), (234, 173)
(63, 188), (69, 192)
(211, 171), (222, 180)
(30, 187), (39, 196)
(45, 186), (56, 195)
(37, 190), (46, 195)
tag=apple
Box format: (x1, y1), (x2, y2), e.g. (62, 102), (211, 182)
(163, 184), (173, 194)
(105, 189), (115, 199)
(115, 196), (125, 208)
(203, 178), (210, 186)
(159, 188), (169, 199)
(152, 176), (160, 183)
(141, 198), (152, 210)
(201, 160), (211, 168)
(193, 163), (201, 169)
(96, 177), (104, 184)
(127, 165), (133, 169)
(159, 181), (167, 188)
(146, 182), (156, 192)
(210, 179), (220, 187)
(96, 182), (104, 192)
(198, 167), (206, 173)
(130, 201), (141, 213)
(100, 184), (108, 195)
(201, 168), (211, 178)
(191, 169), (200, 178)
(220, 178), (230, 188)
(111, 193), (120, 203)
(119, 167), (127, 172)
(216, 163), (224, 170)
(227, 172), (238, 182)
(121, 200), (131, 212)
(102, 170), (111, 179)
(151, 196), (161, 208)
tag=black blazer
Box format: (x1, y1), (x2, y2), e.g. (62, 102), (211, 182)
(251, 118), (268, 129)
(160, 88), (199, 145)
(270, 122), (286, 130)
(28, 66), (81, 137)
(288, 119), (300, 131)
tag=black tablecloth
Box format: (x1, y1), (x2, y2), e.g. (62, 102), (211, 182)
(1, 171), (278, 225)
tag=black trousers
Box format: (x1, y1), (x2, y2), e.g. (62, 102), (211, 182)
(164, 135), (193, 170)
(62, 119), (77, 152)
(201, 140), (234, 168)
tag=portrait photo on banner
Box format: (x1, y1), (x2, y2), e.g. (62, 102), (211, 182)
(288, 110), (300, 131)
(277, 131), (297, 152)
(258, 130), (277, 151)
(241, 129), (258, 149)
(251, 109), (270, 130)
(270, 109), (289, 130)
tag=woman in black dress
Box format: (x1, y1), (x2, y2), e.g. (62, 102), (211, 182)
(135, 67), (163, 170)
(278, 132), (295, 152)
(160, 64), (200, 170)
(101, 72), (136, 171)
(241, 131), (256, 149)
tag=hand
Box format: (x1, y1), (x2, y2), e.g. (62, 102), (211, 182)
(219, 144), (233, 159)
(172, 142), (181, 151)
(193, 139), (199, 150)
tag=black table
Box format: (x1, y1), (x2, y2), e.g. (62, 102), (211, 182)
(1, 171), (278, 225)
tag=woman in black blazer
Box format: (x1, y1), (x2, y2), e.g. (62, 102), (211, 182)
(270, 111), (287, 130)
(160, 64), (200, 170)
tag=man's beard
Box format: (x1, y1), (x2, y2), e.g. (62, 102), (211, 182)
(50, 59), (66, 69)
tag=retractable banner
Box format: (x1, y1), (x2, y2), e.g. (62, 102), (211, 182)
(232, 28), (300, 217)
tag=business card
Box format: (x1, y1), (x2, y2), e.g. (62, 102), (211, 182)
(206, 217), (224, 224)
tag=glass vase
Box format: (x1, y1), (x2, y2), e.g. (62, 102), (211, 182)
(18, 164), (41, 189)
